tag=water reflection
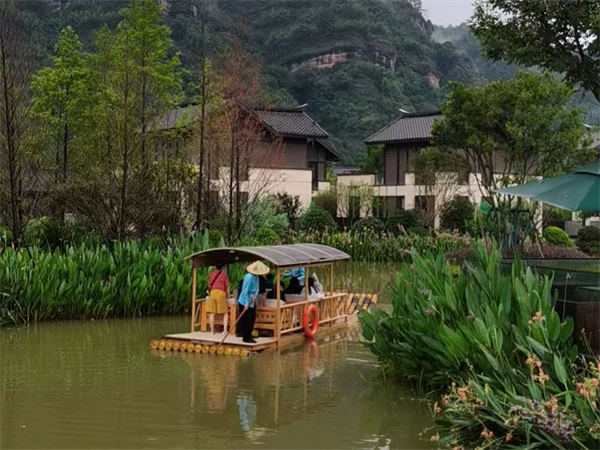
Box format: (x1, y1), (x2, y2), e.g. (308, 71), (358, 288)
(1, 316), (430, 449)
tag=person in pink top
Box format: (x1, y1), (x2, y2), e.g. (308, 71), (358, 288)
(207, 264), (230, 335)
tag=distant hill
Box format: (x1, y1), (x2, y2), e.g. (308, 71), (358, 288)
(16, 0), (599, 163)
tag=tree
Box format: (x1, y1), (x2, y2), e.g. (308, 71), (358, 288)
(360, 145), (383, 180)
(30, 26), (90, 192)
(211, 43), (284, 245)
(69, 0), (183, 240)
(432, 72), (595, 202)
(0, 1), (40, 245)
(412, 147), (462, 228)
(471, 0), (600, 101)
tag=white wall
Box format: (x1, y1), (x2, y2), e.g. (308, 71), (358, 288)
(215, 167), (315, 210)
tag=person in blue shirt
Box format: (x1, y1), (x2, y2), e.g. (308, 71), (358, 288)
(237, 261), (269, 343)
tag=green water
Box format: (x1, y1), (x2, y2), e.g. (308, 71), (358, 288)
(1, 316), (431, 449)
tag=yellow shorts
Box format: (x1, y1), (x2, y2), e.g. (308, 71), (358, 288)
(207, 289), (228, 314)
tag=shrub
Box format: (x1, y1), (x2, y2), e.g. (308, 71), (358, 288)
(312, 190), (337, 219)
(445, 243), (591, 263)
(440, 196), (474, 233)
(299, 204), (336, 233)
(407, 226), (428, 236)
(351, 217), (385, 234)
(543, 226), (574, 247)
(385, 209), (421, 235)
(577, 225), (600, 255)
(253, 227), (280, 245)
(23, 216), (97, 250)
(274, 193), (301, 229)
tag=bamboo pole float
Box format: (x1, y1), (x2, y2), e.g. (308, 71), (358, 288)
(191, 266), (197, 332)
(275, 269), (281, 340)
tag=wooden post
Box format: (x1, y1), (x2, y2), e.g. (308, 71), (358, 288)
(191, 266), (197, 332)
(328, 263), (333, 296)
(275, 269), (281, 340)
(304, 266), (309, 301)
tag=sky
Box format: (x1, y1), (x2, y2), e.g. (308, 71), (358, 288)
(421, 0), (475, 26)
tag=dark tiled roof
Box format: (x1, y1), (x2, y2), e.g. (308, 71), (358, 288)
(253, 108), (329, 138)
(365, 111), (442, 144)
(153, 105), (200, 131)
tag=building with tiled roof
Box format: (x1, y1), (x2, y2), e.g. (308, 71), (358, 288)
(364, 111), (442, 144)
(155, 104), (340, 208)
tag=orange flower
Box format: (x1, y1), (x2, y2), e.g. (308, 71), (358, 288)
(505, 433), (513, 443)
(480, 429), (494, 441)
(532, 311), (546, 323)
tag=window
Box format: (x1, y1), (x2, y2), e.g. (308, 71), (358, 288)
(386, 196), (405, 213)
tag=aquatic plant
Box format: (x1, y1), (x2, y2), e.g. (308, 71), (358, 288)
(360, 240), (600, 449)
(360, 241), (576, 386)
(0, 232), (243, 325)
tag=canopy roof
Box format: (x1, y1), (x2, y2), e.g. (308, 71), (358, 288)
(188, 244), (350, 268)
(496, 161), (600, 212)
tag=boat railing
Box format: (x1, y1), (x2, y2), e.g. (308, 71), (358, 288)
(277, 293), (347, 336)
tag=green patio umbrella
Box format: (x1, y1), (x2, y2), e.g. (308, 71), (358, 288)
(496, 161), (600, 211)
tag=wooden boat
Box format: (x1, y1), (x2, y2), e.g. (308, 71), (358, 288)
(151, 244), (378, 354)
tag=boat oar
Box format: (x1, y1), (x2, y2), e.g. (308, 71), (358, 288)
(214, 305), (248, 353)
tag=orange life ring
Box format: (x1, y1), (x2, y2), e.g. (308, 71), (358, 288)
(302, 304), (319, 338)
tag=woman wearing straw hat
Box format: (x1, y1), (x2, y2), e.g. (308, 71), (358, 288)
(237, 261), (270, 343)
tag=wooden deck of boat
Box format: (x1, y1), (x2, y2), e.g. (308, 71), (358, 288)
(162, 316), (358, 353)
(165, 331), (278, 351)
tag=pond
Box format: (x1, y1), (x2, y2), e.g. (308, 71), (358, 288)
(1, 316), (432, 449)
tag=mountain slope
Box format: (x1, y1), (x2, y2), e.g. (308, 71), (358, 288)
(11, 1), (503, 162)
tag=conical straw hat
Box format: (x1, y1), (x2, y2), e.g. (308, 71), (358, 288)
(246, 260), (270, 276)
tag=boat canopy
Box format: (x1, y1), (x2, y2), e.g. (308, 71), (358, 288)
(188, 243), (350, 269)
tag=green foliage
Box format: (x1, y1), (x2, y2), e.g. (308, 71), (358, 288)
(23, 216), (98, 250)
(311, 190), (338, 219)
(360, 241), (576, 386)
(385, 209), (422, 234)
(351, 217), (385, 235)
(243, 196), (290, 241)
(361, 239), (600, 448)
(291, 229), (470, 263)
(252, 227), (280, 246)
(30, 26), (91, 182)
(359, 145), (383, 175)
(299, 204), (336, 233)
(440, 196), (474, 233)
(544, 205), (573, 224)
(471, 0), (600, 102)
(543, 226), (574, 248)
(0, 232), (243, 325)
(274, 193), (301, 229)
(577, 226), (600, 255)
(433, 72), (595, 193)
